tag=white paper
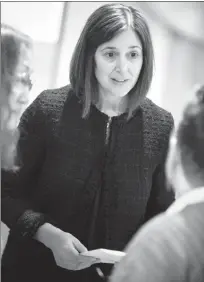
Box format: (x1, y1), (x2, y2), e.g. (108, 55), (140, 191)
(80, 248), (126, 264)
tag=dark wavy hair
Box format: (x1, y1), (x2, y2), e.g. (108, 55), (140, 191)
(1, 23), (32, 170)
(176, 85), (204, 187)
(70, 3), (154, 119)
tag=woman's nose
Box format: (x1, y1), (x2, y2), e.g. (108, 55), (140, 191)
(115, 57), (128, 75)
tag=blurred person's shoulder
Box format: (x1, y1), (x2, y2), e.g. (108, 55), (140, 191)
(112, 211), (203, 282)
(132, 210), (190, 246)
(125, 206), (204, 273)
(127, 212), (178, 249)
(179, 201), (204, 245)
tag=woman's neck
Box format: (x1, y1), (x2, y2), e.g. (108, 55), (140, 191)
(96, 91), (128, 117)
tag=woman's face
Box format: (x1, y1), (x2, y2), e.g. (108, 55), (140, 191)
(8, 44), (33, 116)
(94, 28), (143, 99)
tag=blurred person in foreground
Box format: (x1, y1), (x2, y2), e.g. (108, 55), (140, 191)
(1, 23), (33, 257)
(1, 23), (33, 171)
(110, 85), (204, 282)
(1, 4), (174, 282)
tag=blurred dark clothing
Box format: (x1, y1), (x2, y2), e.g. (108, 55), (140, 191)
(1, 85), (174, 282)
(110, 188), (204, 282)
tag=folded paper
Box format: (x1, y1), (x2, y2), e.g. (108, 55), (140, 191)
(80, 248), (126, 264)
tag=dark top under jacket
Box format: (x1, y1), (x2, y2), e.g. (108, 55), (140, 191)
(1, 85), (174, 282)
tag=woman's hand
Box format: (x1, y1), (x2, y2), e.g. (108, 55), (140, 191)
(34, 223), (99, 270)
(49, 231), (99, 270)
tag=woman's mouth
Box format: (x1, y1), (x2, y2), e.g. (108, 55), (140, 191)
(111, 78), (129, 85)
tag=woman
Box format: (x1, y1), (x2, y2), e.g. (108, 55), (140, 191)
(1, 4), (174, 282)
(1, 23), (33, 170)
(1, 24), (33, 257)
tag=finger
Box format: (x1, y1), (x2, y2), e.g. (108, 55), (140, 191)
(76, 260), (95, 270)
(75, 255), (99, 270)
(89, 258), (100, 265)
(68, 240), (80, 256)
(73, 238), (87, 253)
(96, 267), (105, 278)
(78, 256), (100, 266)
(75, 262), (88, 270)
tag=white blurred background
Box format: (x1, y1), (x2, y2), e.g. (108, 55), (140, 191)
(1, 1), (204, 252)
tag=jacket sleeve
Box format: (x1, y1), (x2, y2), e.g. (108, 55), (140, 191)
(1, 92), (55, 240)
(145, 113), (175, 221)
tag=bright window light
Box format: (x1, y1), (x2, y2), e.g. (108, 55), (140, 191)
(1, 2), (64, 43)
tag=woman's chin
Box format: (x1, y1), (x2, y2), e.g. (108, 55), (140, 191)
(110, 91), (129, 98)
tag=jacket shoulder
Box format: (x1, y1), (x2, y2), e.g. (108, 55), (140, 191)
(35, 84), (73, 110)
(141, 98), (174, 126)
(141, 98), (174, 153)
(20, 85), (74, 127)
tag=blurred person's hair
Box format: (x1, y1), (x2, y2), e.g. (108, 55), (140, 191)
(70, 3), (154, 119)
(1, 23), (32, 97)
(1, 23), (32, 171)
(176, 85), (204, 187)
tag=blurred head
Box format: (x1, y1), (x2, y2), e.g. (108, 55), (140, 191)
(1, 23), (33, 170)
(70, 3), (154, 118)
(166, 85), (204, 198)
(1, 24), (33, 121)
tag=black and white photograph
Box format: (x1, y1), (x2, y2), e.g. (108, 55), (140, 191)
(1, 2), (204, 281)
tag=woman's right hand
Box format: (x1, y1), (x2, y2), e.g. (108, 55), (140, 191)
(34, 223), (99, 270)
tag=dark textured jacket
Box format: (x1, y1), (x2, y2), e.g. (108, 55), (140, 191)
(2, 85), (174, 282)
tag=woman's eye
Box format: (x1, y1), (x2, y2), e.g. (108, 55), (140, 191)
(129, 52), (138, 59)
(104, 52), (116, 58)
(130, 52), (138, 58)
